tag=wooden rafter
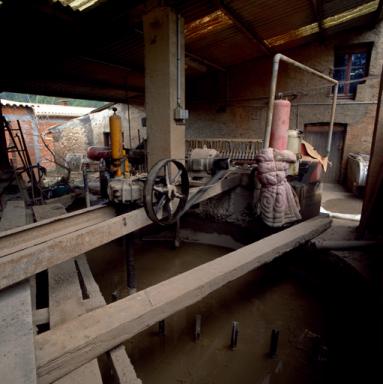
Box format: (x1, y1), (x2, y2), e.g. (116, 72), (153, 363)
(219, 0), (272, 55)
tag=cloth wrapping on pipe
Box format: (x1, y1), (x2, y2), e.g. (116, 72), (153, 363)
(256, 148), (301, 227)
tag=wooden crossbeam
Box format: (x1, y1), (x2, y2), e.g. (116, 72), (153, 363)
(0, 201), (37, 384)
(35, 216), (331, 383)
(0, 174), (241, 290)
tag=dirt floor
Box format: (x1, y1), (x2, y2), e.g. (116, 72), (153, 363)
(321, 183), (363, 215)
(86, 219), (378, 383)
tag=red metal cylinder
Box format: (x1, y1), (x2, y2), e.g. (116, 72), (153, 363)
(269, 99), (291, 150)
(87, 146), (111, 161)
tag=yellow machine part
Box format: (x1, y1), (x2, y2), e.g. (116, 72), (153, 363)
(109, 109), (123, 177)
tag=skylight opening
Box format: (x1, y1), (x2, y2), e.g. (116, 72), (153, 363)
(54, 0), (100, 12)
(266, 0), (379, 47)
(185, 10), (233, 41)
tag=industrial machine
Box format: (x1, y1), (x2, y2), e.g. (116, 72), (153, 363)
(86, 56), (338, 228)
(87, 108), (231, 226)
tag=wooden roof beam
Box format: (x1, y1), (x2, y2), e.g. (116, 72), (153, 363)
(373, 0), (383, 24)
(219, 0), (272, 55)
(310, 0), (325, 40)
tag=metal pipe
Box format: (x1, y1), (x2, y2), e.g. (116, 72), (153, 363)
(158, 320), (165, 336)
(230, 321), (239, 349)
(124, 234), (136, 295)
(311, 239), (379, 250)
(176, 14), (181, 107)
(264, 54), (338, 152)
(327, 83), (338, 156)
(194, 314), (202, 341)
(264, 54), (280, 149)
(82, 167), (90, 208)
(269, 329), (279, 357)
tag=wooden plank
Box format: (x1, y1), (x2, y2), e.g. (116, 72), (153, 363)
(35, 216), (331, 383)
(35, 203), (103, 384)
(0, 281), (37, 384)
(0, 174), (241, 290)
(33, 308), (49, 326)
(0, 200), (26, 231)
(0, 205), (114, 258)
(33, 203), (67, 221)
(49, 260), (103, 384)
(76, 255), (142, 384)
(0, 200), (37, 384)
(109, 345), (142, 384)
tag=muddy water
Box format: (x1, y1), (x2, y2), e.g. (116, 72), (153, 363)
(86, 238), (376, 384)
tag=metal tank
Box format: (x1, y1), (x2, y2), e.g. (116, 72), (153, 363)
(269, 99), (291, 150)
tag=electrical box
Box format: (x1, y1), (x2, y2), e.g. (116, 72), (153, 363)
(174, 106), (189, 124)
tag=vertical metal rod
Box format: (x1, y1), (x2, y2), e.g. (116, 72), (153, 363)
(326, 83), (338, 157)
(158, 320), (165, 336)
(176, 14), (181, 107)
(264, 54), (281, 149)
(230, 321), (239, 349)
(124, 234), (137, 295)
(127, 103), (132, 149)
(194, 314), (202, 341)
(269, 329), (280, 357)
(82, 167), (90, 208)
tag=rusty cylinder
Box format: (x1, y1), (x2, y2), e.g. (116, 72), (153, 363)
(269, 99), (291, 150)
(109, 108), (123, 177)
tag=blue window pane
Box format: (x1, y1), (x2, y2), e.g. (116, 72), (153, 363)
(351, 52), (367, 67)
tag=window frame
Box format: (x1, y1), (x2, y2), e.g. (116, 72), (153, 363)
(333, 42), (373, 98)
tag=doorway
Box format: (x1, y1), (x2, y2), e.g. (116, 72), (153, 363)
(304, 123), (346, 183)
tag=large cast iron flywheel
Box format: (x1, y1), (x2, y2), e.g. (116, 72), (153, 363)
(143, 159), (189, 225)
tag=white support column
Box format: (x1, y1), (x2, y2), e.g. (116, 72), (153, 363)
(144, 6), (186, 168)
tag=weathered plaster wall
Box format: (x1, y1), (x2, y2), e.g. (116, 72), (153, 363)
(186, 21), (383, 178)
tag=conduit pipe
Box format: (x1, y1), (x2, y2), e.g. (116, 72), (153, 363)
(310, 239), (379, 250)
(264, 54), (338, 157)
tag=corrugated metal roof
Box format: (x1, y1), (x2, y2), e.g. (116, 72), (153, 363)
(0, 99), (94, 117)
(225, 0), (315, 39)
(1, 0), (380, 101)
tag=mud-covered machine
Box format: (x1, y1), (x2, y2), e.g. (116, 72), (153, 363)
(87, 108), (231, 226)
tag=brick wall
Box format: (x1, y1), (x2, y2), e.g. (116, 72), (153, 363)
(2, 105), (72, 171)
(186, 21), (383, 180)
(50, 103), (146, 167)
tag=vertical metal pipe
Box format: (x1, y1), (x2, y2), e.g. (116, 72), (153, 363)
(194, 314), (202, 341)
(124, 234), (136, 295)
(269, 329), (279, 357)
(230, 321), (239, 349)
(264, 54), (281, 149)
(158, 320), (165, 336)
(176, 14), (181, 107)
(82, 167), (90, 208)
(326, 83), (338, 157)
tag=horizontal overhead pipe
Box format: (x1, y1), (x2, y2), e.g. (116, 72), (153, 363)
(264, 54), (338, 157)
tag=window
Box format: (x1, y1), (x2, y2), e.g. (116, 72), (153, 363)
(333, 44), (372, 97)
